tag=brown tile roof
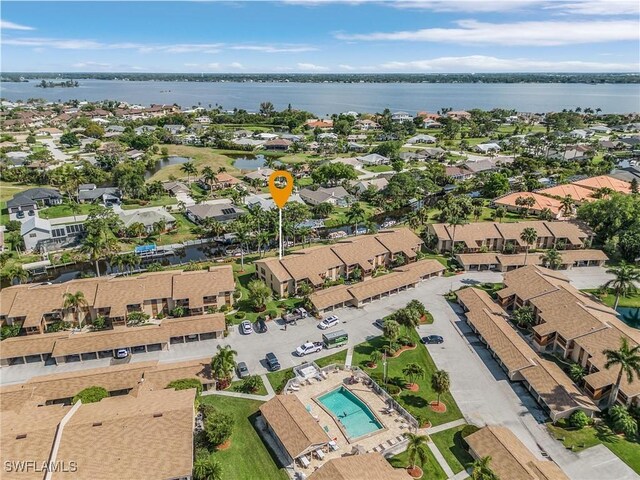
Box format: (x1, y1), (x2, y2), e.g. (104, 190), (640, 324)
(162, 313), (225, 338)
(373, 228), (423, 258)
(573, 175), (631, 194)
(456, 287), (505, 314)
(439, 222), (502, 249)
(0, 332), (68, 360)
(281, 246), (344, 286)
(171, 266), (235, 308)
(495, 221), (554, 245)
(308, 453), (410, 480)
(52, 388), (195, 480)
(1, 403), (72, 480)
(537, 184), (596, 202)
(542, 221), (593, 245)
(332, 235), (389, 271)
(466, 426), (570, 480)
(497, 266), (570, 302)
(558, 249), (608, 263)
(309, 284), (354, 311)
(260, 395), (329, 459)
(394, 259), (446, 280)
(519, 359), (598, 415)
(143, 358), (215, 390)
(255, 257), (293, 283)
(456, 253), (500, 267)
(494, 192), (563, 215)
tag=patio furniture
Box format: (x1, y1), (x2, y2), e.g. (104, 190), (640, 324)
(315, 449), (325, 460)
(320, 370), (328, 379)
(328, 440), (339, 451)
(299, 455), (310, 468)
(289, 385), (300, 392)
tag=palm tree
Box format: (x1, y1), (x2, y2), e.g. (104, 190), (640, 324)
(512, 305), (535, 328)
(193, 453), (223, 480)
(80, 233), (116, 277)
(403, 363), (426, 388)
(346, 202), (366, 236)
(63, 291), (89, 328)
(542, 248), (562, 270)
(404, 433), (430, 472)
(180, 161), (198, 184)
(383, 319), (400, 343)
(201, 165), (216, 192)
(560, 195), (574, 217)
(445, 210), (467, 258)
(520, 227), (538, 265)
(603, 263), (640, 309)
(233, 225), (250, 271)
(431, 369), (450, 406)
(603, 337), (640, 407)
(211, 345), (238, 389)
(5, 265), (29, 285)
(468, 456), (498, 480)
(493, 206), (505, 223)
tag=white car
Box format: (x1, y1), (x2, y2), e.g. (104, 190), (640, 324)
(319, 316), (339, 330)
(296, 342), (323, 357)
(115, 348), (129, 359)
(240, 320), (253, 335)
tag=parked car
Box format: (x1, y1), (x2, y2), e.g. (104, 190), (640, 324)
(374, 318), (385, 329)
(16, 211), (25, 219)
(240, 320), (253, 335)
(265, 352), (281, 371)
(422, 335), (444, 344)
(319, 315), (339, 330)
(296, 341), (323, 357)
(236, 361), (250, 379)
(293, 307), (309, 318)
(256, 318), (268, 333)
(114, 348), (129, 359)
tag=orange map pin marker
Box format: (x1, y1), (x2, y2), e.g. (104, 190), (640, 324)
(268, 170), (293, 209)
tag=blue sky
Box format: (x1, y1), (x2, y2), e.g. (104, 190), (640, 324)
(2, 1), (639, 73)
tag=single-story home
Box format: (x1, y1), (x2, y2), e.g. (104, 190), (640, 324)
(299, 186), (354, 207)
(186, 201), (245, 224)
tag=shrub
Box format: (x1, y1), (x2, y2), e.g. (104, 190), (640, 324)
(167, 378), (203, 396)
(384, 384), (401, 396)
(398, 336), (412, 346)
(91, 315), (108, 331)
(204, 410), (235, 448)
(235, 311), (246, 320)
(609, 405), (638, 438)
(233, 291), (241, 300)
(267, 310), (278, 320)
(206, 306), (218, 314)
(276, 370), (296, 394)
(73, 386), (109, 404)
(219, 304), (229, 313)
(460, 424), (480, 439)
(569, 410), (590, 429)
(171, 306), (186, 317)
(127, 310), (150, 326)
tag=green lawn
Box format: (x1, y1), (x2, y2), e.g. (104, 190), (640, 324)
(315, 348), (348, 368)
(388, 447), (447, 480)
(364, 165), (393, 173)
(230, 376), (268, 396)
(120, 196), (178, 210)
(582, 289), (640, 308)
(38, 202), (94, 219)
(431, 425), (474, 474)
(266, 367), (295, 394)
(148, 145), (239, 182)
(352, 330), (463, 426)
(548, 421), (640, 474)
(324, 203), (379, 229)
(199, 395), (287, 480)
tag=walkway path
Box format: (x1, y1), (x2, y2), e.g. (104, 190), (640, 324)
(201, 388), (269, 402)
(344, 345), (354, 368)
(425, 418), (466, 435)
(427, 440), (455, 478)
(261, 373), (276, 398)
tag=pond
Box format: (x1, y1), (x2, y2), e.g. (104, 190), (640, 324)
(617, 307), (640, 329)
(232, 154), (268, 170)
(145, 155), (191, 179)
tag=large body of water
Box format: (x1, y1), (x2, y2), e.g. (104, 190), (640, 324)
(3, 80), (639, 114)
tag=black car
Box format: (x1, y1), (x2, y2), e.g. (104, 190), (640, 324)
(256, 318), (268, 333)
(422, 335), (444, 344)
(236, 361), (250, 379)
(374, 319), (385, 329)
(265, 352), (281, 371)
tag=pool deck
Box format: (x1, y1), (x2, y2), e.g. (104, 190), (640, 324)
(288, 369), (412, 473)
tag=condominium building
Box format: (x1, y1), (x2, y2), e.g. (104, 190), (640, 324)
(0, 266), (235, 335)
(255, 229), (423, 297)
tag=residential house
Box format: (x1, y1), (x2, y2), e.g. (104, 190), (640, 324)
(77, 184), (121, 206)
(572, 175), (631, 194)
(406, 134), (436, 144)
(475, 142), (501, 154)
(420, 147), (446, 160)
(244, 168), (275, 186)
(133, 125), (156, 135)
(306, 119), (334, 129)
(119, 209), (176, 234)
(244, 193), (305, 211)
(7, 188), (63, 219)
(186, 201), (245, 224)
(455, 249), (608, 272)
(163, 124), (186, 135)
(21, 216), (86, 252)
(492, 192), (564, 217)
(391, 112), (412, 123)
(355, 119), (380, 131)
(356, 153), (390, 166)
(445, 166), (474, 181)
(446, 111), (471, 121)
(307, 453), (410, 480)
(299, 186), (354, 207)
(354, 177), (389, 194)
(264, 138), (293, 151)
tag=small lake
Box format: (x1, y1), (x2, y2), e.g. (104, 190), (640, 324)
(145, 155), (191, 179)
(232, 154), (267, 170)
(617, 307), (640, 329)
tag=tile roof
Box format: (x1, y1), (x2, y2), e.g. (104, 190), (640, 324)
(494, 192), (563, 215)
(537, 184), (596, 202)
(260, 395), (329, 459)
(573, 175), (631, 194)
(466, 426), (570, 480)
(308, 453), (410, 480)
(497, 266), (570, 302)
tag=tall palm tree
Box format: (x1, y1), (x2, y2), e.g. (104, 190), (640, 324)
(603, 337), (640, 407)
(403, 363), (426, 388)
(193, 453), (223, 480)
(233, 225), (250, 271)
(5, 265), (29, 285)
(346, 202), (366, 236)
(468, 456), (498, 480)
(201, 165), (216, 193)
(180, 161), (198, 184)
(542, 249), (562, 270)
(604, 263), (640, 309)
(404, 433), (430, 472)
(520, 227), (538, 265)
(431, 369), (450, 406)
(493, 206), (505, 223)
(211, 345), (238, 388)
(445, 210), (467, 258)
(63, 291), (89, 328)
(560, 195), (574, 217)
(80, 233), (116, 277)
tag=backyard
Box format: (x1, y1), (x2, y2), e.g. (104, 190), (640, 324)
(351, 330), (463, 426)
(431, 424), (475, 474)
(199, 395), (287, 480)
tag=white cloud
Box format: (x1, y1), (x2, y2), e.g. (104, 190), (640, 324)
(230, 62), (244, 69)
(1, 37), (224, 53)
(230, 44), (318, 53)
(1, 20), (35, 31)
(297, 62), (329, 71)
(338, 64), (356, 70)
(390, 0), (541, 12)
(379, 55), (639, 72)
(335, 19), (640, 46)
(72, 61), (111, 68)
(547, 1), (639, 16)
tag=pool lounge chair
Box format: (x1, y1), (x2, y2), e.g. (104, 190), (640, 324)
(328, 440), (339, 451)
(289, 385), (300, 392)
(315, 449), (325, 460)
(320, 370), (328, 379)
(299, 455), (310, 468)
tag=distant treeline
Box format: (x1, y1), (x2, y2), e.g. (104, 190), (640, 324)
(3, 73), (639, 84)
(35, 79), (79, 88)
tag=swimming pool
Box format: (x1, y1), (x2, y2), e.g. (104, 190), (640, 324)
(317, 387), (383, 439)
